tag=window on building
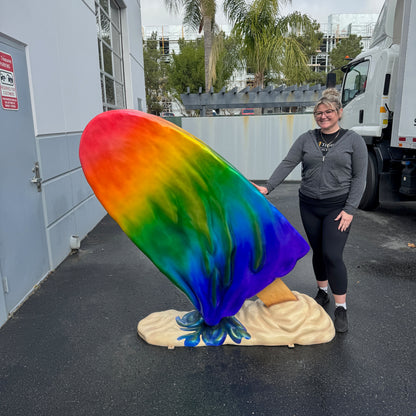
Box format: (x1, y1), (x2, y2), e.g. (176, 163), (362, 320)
(96, 0), (126, 111)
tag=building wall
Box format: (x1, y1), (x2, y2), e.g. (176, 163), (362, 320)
(326, 13), (379, 53)
(1, 0), (102, 134)
(122, 0), (147, 110)
(0, 0), (146, 325)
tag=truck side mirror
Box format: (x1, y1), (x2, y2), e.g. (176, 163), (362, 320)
(326, 73), (337, 88)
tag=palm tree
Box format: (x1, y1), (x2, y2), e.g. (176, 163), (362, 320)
(224, 0), (314, 87)
(164, 0), (216, 92)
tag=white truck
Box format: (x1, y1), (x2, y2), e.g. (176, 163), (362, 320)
(338, 0), (416, 209)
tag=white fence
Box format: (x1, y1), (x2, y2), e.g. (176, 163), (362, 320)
(182, 113), (316, 181)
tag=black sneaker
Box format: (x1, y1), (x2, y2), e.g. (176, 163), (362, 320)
(334, 306), (348, 333)
(314, 289), (329, 306)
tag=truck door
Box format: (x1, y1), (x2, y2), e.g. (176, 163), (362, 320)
(0, 36), (49, 326)
(341, 59), (370, 130)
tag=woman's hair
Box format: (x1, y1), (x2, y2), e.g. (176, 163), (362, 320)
(314, 88), (342, 113)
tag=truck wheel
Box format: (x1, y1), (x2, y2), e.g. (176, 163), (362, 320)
(359, 152), (379, 210)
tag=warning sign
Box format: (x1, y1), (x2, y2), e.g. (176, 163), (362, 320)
(0, 51), (18, 110)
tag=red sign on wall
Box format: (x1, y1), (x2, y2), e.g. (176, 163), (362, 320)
(0, 51), (18, 110)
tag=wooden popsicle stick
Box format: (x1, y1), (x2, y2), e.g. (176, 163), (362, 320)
(257, 278), (297, 306)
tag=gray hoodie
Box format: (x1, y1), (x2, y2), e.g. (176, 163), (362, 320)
(266, 129), (368, 214)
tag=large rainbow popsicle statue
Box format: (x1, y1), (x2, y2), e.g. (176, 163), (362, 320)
(80, 110), (310, 346)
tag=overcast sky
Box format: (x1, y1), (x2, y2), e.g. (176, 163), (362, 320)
(140, 0), (385, 27)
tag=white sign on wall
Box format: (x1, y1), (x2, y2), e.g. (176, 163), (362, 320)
(0, 51), (18, 110)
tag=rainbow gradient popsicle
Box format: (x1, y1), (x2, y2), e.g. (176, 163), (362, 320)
(80, 110), (309, 327)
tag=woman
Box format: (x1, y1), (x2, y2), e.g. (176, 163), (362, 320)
(253, 88), (367, 332)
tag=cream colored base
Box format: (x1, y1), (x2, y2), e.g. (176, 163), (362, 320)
(137, 292), (335, 347)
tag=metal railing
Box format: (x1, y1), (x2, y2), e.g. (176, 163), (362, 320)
(181, 84), (340, 115)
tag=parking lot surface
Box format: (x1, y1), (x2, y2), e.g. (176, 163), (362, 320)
(0, 183), (415, 416)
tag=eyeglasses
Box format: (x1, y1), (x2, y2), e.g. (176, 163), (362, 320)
(314, 109), (336, 118)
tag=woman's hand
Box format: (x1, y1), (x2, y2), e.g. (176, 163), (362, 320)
(250, 181), (268, 195)
(335, 210), (353, 232)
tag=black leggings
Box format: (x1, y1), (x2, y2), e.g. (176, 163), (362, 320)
(299, 194), (350, 295)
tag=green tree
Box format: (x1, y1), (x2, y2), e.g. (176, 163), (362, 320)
(293, 20), (327, 84)
(165, 0), (216, 92)
(165, 0), (270, 92)
(329, 34), (363, 83)
(210, 31), (241, 90)
(143, 32), (170, 114)
(225, 0), (316, 87)
(168, 38), (205, 98)
(295, 20), (323, 60)
(304, 70), (327, 85)
(168, 35), (239, 98)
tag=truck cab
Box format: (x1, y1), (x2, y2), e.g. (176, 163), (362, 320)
(339, 0), (416, 209)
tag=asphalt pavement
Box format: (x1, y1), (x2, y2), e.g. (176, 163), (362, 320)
(0, 182), (415, 416)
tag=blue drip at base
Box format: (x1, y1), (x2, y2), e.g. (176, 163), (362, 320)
(176, 310), (251, 347)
